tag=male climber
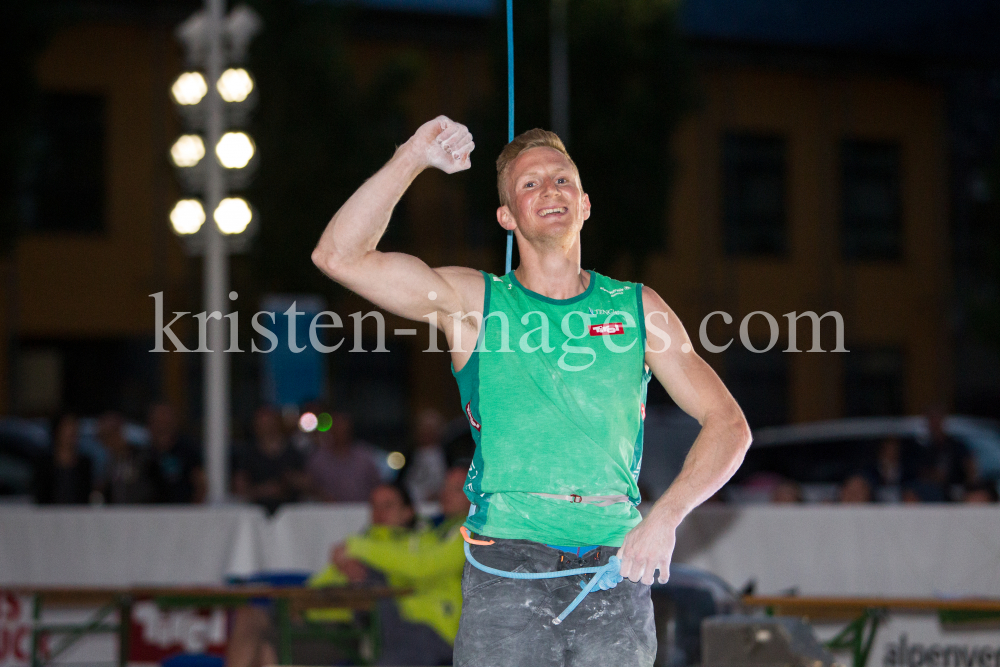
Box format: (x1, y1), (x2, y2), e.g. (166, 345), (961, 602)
(312, 116), (751, 666)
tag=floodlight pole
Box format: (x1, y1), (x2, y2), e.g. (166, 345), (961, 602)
(204, 0), (230, 504)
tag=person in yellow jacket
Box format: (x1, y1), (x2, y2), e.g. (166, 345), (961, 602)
(334, 466), (471, 665)
(226, 482), (418, 667)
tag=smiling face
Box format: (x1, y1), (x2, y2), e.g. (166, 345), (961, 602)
(498, 146), (591, 248)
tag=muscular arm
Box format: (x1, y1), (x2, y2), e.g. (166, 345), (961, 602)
(617, 286), (752, 585)
(311, 116), (484, 355)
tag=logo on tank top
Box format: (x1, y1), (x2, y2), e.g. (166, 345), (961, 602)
(465, 402), (481, 431)
(600, 285), (631, 297)
(589, 307), (626, 316)
(588, 322), (624, 336)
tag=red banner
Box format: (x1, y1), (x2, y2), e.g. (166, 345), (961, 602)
(128, 600), (227, 662)
(0, 592), (45, 667)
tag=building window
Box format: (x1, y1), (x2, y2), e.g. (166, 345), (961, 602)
(840, 140), (902, 260)
(17, 338), (160, 416)
(844, 347), (905, 417)
(29, 92), (106, 233)
(722, 133), (787, 256)
(725, 345), (788, 428)
(17, 348), (63, 415)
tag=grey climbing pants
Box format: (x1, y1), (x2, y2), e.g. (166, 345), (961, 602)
(453, 537), (657, 667)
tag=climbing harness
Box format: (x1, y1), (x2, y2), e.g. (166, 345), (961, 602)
(461, 526), (623, 625)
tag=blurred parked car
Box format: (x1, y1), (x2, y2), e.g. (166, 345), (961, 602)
(726, 415), (1000, 502)
(0, 418), (49, 501)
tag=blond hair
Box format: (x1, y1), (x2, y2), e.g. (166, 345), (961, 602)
(496, 129), (578, 208)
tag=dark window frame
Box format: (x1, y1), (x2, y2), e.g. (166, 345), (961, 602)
(839, 138), (903, 261)
(722, 132), (789, 257)
(844, 346), (906, 417)
(724, 343), (790, 428)
(28, 91), (107, 235)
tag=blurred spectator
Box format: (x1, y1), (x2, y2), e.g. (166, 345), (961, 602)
(36, 413), (93, 504)
(869, 437), (919, 503)
(233, 406), (309, 513)
(306, 411), (381, 502)
(918, 408), (977, 500)
(227, 482), (418, 667)
(771, 478), (803, 504)
(962, 483), (999, 503)
(337, 467), (470, 665)
(901, 480), (946, 503)
(98, 411), (154, 504)
(147, 403), (205, 503)
(838, 473), (873, 503)
(736, 471), (786, 504)
(404, 408), (447, 504)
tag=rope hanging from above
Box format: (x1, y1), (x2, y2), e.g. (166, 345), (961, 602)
(505, 0), (514, 275)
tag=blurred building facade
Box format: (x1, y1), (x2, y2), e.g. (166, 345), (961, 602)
(665, 0), (1000, 427)
(2, 0), (998, 437)
(655, 65), (948, 426)
(1, 11), (191, 419)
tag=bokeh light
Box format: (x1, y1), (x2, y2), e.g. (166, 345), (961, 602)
(213, 198), (252, 235)
(171, 72), (208, 105)
(217, 68), (254, 103)
(170, 134), (205, 167)
(387, 452), (406, 470)
(215, 132), (255, 169)
(298, 412), (318, 432)
(169, 199), (205, 235)
(316, 412), (333, 432)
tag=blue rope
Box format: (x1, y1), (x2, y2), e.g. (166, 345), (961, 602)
(464, 541), (623, 625)
(505, 0), (514, 275)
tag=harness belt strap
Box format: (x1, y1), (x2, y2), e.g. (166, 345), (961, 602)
(531, 493), (631, 507)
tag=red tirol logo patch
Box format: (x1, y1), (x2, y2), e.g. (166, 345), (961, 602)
(640, 402), (646, 420)
(465, 402), (481, 431)
(589, 322), (625, 336)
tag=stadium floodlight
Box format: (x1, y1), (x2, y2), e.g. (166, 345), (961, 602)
(170, 199), (206, 235)
(214, 197), (252, 234)
(215, 132), (255, 169)
(171, 72), (208, 106)
(218, 68), (254, 103)
(170, 135), (206, 168)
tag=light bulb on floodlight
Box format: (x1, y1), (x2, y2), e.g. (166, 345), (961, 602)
(171, 72), (208, 105)
(218, 68), (254, 103)
(170, 199), (206, 235)
(214, 197), (252, 234)
(170, 135), (205, 167)
(216, 132), (255, 169)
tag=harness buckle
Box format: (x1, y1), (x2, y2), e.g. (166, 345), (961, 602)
(570, 494), (583, 503)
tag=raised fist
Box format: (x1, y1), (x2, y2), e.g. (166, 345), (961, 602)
(407, 115), (475, 174)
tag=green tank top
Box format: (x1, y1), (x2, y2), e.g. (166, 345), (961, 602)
(454, 270), (651, 547)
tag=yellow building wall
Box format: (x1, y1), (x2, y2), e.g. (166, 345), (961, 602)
(648, 66), (950, 422)
(5, 22), (190, 415)
(9, 21), (952, 429)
